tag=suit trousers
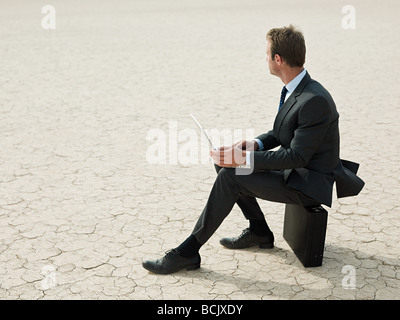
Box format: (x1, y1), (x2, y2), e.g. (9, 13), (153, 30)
(191, 165), (320, 245)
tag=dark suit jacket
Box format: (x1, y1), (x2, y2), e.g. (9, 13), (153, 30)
(252, 72), (364, 207)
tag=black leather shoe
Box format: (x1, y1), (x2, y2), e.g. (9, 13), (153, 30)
(142, 249), (201, 274)
(220, 228), (274, 249)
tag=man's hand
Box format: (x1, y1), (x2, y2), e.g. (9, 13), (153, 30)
(210, 147), (246, 167)
(209, 140), (258, 167)
(218, 140), (259, 152)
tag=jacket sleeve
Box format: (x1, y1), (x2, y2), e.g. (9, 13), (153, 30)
(255, 130), (280, 151)
(252, 96), (332, 171)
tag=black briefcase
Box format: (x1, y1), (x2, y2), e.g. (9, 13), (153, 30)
(283, 204), (328, 267)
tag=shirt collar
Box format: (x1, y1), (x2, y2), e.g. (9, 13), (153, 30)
(285, 68), (307, 95)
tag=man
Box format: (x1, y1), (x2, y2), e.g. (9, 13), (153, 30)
(142, 25), (364, 274)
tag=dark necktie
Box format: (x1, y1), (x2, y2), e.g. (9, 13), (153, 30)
(278, 86), (288, 111)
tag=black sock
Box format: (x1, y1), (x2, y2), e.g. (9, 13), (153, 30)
(249, 219), (272, 236)
(176, 235), (202, 258)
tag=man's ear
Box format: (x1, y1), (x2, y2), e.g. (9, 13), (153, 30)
(274, 54), (282, 65)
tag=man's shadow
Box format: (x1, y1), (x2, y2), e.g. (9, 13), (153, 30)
(177, 244), (399, 299)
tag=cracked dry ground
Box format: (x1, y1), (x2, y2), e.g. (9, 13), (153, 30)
(1, 0), (400, 299)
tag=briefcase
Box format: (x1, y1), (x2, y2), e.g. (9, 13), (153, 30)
(283, 204), (328, 267)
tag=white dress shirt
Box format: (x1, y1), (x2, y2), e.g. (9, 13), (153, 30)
(253, 68), (307, 152)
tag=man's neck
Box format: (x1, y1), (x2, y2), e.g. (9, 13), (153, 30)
(280, 67), (304, 85)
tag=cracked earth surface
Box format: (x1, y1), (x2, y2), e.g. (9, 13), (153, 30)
(0, 0), (399, 299)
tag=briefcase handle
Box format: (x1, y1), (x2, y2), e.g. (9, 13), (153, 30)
(307, 206), (325, 213)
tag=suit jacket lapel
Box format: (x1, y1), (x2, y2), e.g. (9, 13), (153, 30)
(273, 72), (312, 135)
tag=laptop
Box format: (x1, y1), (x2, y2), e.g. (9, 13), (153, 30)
(190, 114), (217, 150)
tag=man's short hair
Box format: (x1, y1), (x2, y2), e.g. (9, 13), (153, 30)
(267, 25), (306, 68)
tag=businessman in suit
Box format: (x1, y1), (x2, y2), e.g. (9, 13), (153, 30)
(142, 25), (364, 274)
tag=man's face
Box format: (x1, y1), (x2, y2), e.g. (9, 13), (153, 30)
(266, 41), (278, 76)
